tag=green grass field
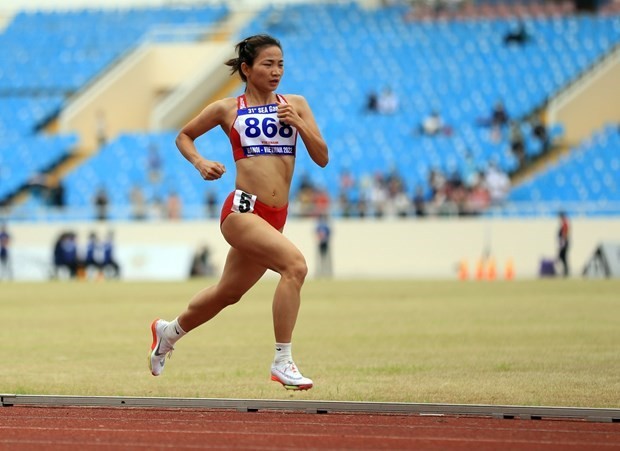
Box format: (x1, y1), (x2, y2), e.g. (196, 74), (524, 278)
(1, 279), (619, 407)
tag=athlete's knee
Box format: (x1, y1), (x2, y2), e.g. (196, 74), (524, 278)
(282, 253), (308, 285)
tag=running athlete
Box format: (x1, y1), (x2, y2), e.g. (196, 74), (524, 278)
(149, 34), (328, 390)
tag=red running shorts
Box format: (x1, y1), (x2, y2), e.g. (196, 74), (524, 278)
(220, 189), (288, 231)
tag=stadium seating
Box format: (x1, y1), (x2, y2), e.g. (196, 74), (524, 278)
(0, 94), (77, 200)
(1, 2), (618, 219)
(0, 6), (229, 93)
(508, 124), (620, 216)
(0, 5), (229, 207)
(235, 3), (619, 208)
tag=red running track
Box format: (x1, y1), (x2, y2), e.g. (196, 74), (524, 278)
(1, 406), (619, 450)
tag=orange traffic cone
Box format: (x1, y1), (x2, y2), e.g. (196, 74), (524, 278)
(458, 260), (469, 280)
(487, 257), (497, 280)
(505, 258), (515, 280)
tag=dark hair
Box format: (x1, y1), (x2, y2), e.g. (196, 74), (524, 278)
(225, 34), (282, 82)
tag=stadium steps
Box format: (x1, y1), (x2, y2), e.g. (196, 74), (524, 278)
(162, 8), (256, 124)
(513, 41), (620, 186)
(511, 141), (570, 186)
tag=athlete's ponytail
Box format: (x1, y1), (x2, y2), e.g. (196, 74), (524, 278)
(225, 34), (282, 82)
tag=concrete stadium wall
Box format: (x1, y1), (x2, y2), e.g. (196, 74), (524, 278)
(6, 216), (620, 281)
(548, 46), (620, 147)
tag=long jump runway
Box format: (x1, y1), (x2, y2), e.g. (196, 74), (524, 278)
(1, 395), (619, 450)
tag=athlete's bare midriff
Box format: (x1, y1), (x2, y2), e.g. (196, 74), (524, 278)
(234, 156), (294, 208)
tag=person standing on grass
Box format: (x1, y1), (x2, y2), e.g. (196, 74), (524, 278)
(315, 214), (332, 278)
(0, 222), (12, 281)
(102, 230), (121, 279)
(149, 34), (328, 391)
(556, 211), (570, 277)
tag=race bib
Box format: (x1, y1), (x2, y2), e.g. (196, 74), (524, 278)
(231, 189), (257, 214)
(237, 104), (297, 157)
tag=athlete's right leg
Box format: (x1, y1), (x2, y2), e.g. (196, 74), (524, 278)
(220, 213), (313, 390)
(177, 247), (268, 332)
(149, 247), (266, 376)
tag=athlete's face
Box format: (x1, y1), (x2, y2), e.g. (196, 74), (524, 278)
(244, 45), (284, 91)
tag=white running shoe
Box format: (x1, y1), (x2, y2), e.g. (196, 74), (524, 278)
(149, 319), (174, 376)
(270, 361), (313, 391)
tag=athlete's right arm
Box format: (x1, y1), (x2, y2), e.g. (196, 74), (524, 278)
(175, 99), (231, 181)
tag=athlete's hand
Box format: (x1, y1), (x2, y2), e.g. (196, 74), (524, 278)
(276, 101), (302, 128)
(194, 158), (225, 181)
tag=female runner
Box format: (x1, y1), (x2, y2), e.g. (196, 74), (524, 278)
(149, 34), (328, 390)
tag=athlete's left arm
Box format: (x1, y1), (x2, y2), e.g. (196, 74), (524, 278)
(277, 95), (328, 168)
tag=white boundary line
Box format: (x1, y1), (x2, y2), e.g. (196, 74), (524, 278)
(1, 395), (619, 423)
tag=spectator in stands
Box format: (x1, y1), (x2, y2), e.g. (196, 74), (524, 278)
(296, 173), (316, 217)
(339, 169), (355, 193)
(338, 191), (355, 218)
(0, 222), (12, 281)
(27, 172), (49, 202)
(419, 110), (450, 136)
(365, 90), (379, 113)
(503, 20), (530, 46)
(491, 101), (509, 129)
(337, 169), (355, 216)
(478, 100), (509, 142)
(93, 187), (109, 221)
(509, 121), (526, 164)
(445, 167), (468, 216)
(205, 190), (219, 218)
(426, 168), (447, 215)
(484, 162), (511, 206)
(428, 168), (447, 202)
(48, 178), (65, 209)
(413, 185), (427, 217)
(313, 186), (330, 218)
(531, 115), (550, 153)
(166, 191), (183, 220)
(369, 172), (389, 217)
(462, 151), (480, 189)
(464, 179), (491, 215)
(556, 211), (570, 277)
(377, 87), (399, 115)
(129, 185), (147, 221)
(356, 195), (369, 218)
(147, 142), (163, 185)
(386, 169), (409, 217)
(392, 187), (411, 218)
(150, 195), (166, 220)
